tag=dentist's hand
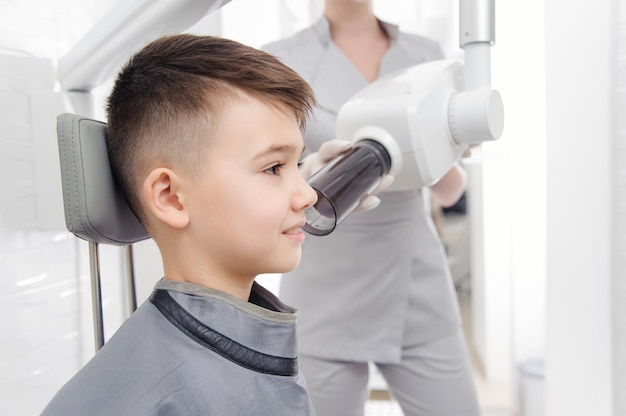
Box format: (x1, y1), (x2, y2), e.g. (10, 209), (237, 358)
(299, 139), (353, 179)
(300, 139), (394, 213)
(355, 173), (394, 212)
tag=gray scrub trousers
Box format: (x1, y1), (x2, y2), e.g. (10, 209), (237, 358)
(264, 17), (480, 416)
(41, 279), (315, 416)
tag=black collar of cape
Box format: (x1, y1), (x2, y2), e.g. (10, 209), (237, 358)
(150, 289), (298, 376)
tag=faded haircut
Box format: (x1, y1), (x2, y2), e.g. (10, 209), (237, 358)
(106, 34), (316, 226)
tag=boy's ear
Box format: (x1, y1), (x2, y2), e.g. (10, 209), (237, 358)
(142, 168), (189, 229)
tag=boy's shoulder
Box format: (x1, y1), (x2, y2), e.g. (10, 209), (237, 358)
(40, 302), (184, 415)
(41, 289), (315, 415)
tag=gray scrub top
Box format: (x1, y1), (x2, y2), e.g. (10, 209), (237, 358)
(263, 17), (461, 363)
(41, 279), (315, 416)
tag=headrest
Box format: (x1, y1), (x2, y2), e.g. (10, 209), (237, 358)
(56, 113), (150, 245)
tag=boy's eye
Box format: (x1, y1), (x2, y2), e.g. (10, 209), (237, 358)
(265, 163), (284, 175)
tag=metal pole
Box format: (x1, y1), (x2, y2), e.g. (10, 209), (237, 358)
(124, 245), (138, 314)
(88, 241), (105, 351)
(459, 0), (495, 48)
(460, 0), (496, 89)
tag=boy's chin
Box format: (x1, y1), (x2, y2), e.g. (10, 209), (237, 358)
(256, 250), (303, 276)
(271, 257), (302, 274)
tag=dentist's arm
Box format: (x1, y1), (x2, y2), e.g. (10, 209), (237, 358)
(429, 163), (467, 208)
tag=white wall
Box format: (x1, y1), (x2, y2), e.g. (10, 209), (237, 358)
(469, 0), (548, 387)
(0, 2), (122, 414)
(545, 0), (616, 415)
(615, 3), (626, 414)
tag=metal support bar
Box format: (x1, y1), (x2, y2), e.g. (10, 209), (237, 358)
(459, 0), (496, 47)
(459, 0), (496, 90)
(88, 241), (105, 351)
(124, 245), (138, 314)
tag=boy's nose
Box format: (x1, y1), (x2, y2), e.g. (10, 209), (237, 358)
(295, 175), (318, 211)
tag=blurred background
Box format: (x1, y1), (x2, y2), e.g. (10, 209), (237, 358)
(0, 1), (622, 415)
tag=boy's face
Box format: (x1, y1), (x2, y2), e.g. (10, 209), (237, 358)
(183, 95), (317, 282)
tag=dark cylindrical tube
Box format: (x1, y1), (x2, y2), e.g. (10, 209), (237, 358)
(303, 139), (391, 236)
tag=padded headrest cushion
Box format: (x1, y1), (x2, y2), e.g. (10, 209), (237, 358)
(56, 113), (149, 245)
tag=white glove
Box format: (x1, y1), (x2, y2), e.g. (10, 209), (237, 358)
(354, 174), (394, 212)
(300, 139), (394, 213)
(299, 139), (353, 179)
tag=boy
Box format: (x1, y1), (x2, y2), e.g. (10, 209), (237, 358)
(41, 34), (318, 415)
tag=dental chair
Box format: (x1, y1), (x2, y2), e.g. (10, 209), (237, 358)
(56, 113), (150, 351)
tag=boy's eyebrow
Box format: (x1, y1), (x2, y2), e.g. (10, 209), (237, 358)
(253, 144), (304, 159)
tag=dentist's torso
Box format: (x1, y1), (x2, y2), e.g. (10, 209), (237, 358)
(264, 17), (461, 363)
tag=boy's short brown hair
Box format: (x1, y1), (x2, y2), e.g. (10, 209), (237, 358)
(106, 34), (316, 226)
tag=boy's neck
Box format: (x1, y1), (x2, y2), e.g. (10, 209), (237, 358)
(156, 233), (256, 301)
(164, 274), (255, 301)
(160, 251), (256, 301)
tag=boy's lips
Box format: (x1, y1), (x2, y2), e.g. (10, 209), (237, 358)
(283, 221), (306, 235)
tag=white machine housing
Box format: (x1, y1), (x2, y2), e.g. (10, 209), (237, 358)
(336, 58), (504, 191)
